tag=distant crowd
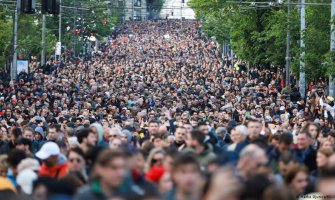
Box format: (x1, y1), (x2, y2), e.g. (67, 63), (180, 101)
(0, 20), (334, 200)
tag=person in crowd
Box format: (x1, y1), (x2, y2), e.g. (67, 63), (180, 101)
(17, 168), (38, 195)
(23, 127), (40, 153)
(268, 132), (294, 173)
(74, 149), (139, 199)
(6, 149), (27, 186)
(320, 139), (334, 151)
(107, 127), (122, 143)
(315, 148), (334, 175)
(0, 127), (22, 154)
(0, 176), (17, 199)
(109, 137), (122, 150)
(129, 150), (161, 197)
(34, 126), (45, 145)
(15, 137), (33, 156)
(247, 119), (263, 141)
(90, 123), (108, 147)
(162, 149), (176, 173)
(316, 169), (335, 197)
(284, 163), (309, 198)
(146, 165), (173, 195)
(223, 125), (248, 163)
(262, 186), (296, 200)
(273, 152), (298, 185)
(205, 167), (242, 200)
(164, 153), (203, 200)
(302, 122), (320, 150)
(67, 147), (88, 182)
(197, 121), (217, 145)
(294, 132), (317, 172)
(145, 148), (166, 172)
(76, 128), (97, 153)
(36, 142), (69, 179)
(215, 127), (230, 148)
(46, 124), (63, 142)
(237, 144), (268, 179)
(189, 130), (217, 167)
(148, 120), (160, 138)
(170, 126), (186, 151)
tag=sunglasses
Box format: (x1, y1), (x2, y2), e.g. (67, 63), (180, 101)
(69, 158), (82, 164)
(152, 158), (162, 165)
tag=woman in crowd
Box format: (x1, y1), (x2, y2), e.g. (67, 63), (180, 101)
(145, 148), (166, 172)
(316, 148), (334, 173)
(284, 164), (309, 198)
(67, 147), (88, 182)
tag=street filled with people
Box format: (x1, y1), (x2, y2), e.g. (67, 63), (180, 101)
(0, 19), (335, 200)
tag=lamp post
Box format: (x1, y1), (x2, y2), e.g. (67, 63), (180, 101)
(299, 0), (306, 97)
(330, 0), (335, 97)
(285, 0), (291, 87)
(11, 0), (19, 80)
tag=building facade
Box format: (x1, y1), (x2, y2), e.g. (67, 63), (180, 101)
(159, 0), (195, 19)
(124, 0), (148, 21)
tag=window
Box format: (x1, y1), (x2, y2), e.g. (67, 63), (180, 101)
(134, 0), (141, 7)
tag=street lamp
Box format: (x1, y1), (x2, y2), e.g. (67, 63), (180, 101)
(285, 0), (291, 87)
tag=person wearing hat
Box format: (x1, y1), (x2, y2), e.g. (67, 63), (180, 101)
(17, 169), (38, 195)
(90, 123), (108, 148)
(36, 142), (69, 179)
(34, 126), (44, 142)
(17, 158), (40, 173)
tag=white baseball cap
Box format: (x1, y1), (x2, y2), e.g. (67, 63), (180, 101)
(18, 158), (40, 173)
(17, 169), (38, 194)
(36, 142), (60, 160)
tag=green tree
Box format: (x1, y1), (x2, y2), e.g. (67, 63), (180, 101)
(0, 0), (125, 67)
(188, 0), (333, 82)
(0, 10), (13, 67)
(18, 14), (57, 59)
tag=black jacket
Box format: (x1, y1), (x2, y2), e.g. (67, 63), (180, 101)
(294, 146), (317, 172)
(0, 140), (15, 154)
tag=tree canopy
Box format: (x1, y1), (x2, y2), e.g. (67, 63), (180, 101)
(0, 0), (124, 67)
(188, 0), (333, 82)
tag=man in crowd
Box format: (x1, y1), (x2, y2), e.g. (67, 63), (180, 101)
(189, 130), (217, 167)
(247, 119), (263, 141)
(164, 153), (202, 200)
(23, 127), (40, 153)
(148, 120), (160, 138)
(0, 127), (22, 154)
(77, 128), (97, 153)
(74, 149), (158, 199)
(36, 142), (69, 178)
(170, 126), (186, 150)
(294, 132), (317, 172)
(237, 144), (268, 179)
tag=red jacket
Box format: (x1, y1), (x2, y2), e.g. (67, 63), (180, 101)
(38, 163), (69, 179)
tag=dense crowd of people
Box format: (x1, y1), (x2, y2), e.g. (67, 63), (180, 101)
(0, 19), (335, 200)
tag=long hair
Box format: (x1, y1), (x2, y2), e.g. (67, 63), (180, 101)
(145, 147), (165, 172)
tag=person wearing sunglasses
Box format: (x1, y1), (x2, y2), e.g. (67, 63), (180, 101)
(68, 147), (87, 182)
